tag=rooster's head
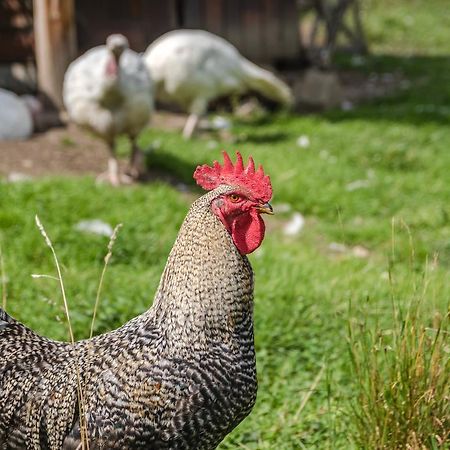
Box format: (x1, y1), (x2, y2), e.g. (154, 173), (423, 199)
(194, 151), (273, 255)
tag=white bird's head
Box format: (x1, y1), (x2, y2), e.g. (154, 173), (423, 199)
(106, 34), (129, 58)
(105, 34), (129, 78)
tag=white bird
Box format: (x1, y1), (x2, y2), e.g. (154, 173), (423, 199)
(144, 29), (293, 139)
(0, 88), (33, 140)
(63, 34), (153, 185)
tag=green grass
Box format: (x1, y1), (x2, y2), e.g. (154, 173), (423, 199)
(1, 1), (450, 448)
(362, 0), (450, 55)
(348, 263), (449, 448)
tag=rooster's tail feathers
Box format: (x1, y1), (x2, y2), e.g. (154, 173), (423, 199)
(0, 308), (13, 330)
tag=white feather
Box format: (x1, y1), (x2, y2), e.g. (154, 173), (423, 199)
(63, 45), (153, 142)
(0, 88), (33, 140)
(144, 29), (293, 115)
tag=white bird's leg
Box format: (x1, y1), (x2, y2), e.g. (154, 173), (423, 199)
(182, 113), (200, 140)
(107, 156), (120, 186)
(107, 141), (122, 186)
(129, 139), (145, 180)
(96, 142), (121, 186)
(183, 98), (207, 140)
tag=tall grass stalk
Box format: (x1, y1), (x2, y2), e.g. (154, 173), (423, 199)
(35, 216), (75, 343)
(35, 216), (90, 450)
(347, 220), (450, 449)
(89, 223), (122, 338)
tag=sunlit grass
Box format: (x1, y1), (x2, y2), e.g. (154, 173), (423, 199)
(348, 221), (449, 449)
(0, 1), (449, 448)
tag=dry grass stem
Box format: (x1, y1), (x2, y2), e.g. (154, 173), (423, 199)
(293, 365), (325, 422)
(89, 223), (122, 339)
(34, 215), (90, 449)
(35, 215), (75, 343)
(31, 274), (59, 281)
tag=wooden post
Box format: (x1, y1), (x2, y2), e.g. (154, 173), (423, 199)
(33, 0), (77, 109)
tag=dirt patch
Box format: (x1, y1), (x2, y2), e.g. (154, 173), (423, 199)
(0, 112), (188, 180)
(1, 124), (107, 178)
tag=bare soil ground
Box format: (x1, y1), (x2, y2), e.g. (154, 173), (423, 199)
(0, 124), (110, 178)
(0, 112), (187, 179)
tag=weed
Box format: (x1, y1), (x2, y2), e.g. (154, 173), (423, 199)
(348, 222), (449, 449)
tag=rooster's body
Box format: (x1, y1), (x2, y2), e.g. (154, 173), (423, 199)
(144, 29), (293, 138)
(0, 153), (273, 449)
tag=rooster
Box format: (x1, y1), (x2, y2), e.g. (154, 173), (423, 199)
(144, 29), (293, 139)
(0, 152), (273, 449)
(63, 34), (153, 185)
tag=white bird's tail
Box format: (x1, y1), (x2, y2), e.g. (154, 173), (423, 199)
(241, 59), (293, 107)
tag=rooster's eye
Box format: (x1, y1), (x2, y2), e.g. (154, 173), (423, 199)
(229, 194), (241, 203)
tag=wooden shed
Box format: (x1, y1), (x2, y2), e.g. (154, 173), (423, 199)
(0, 0), (34, 63)
(1, 0), (302, 108)
(1, 0), (366, 108)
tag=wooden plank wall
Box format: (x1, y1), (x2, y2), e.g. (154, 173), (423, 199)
(74, 0), (300, 63)
(75, 0), (178, 53)
(33, 0), (77, 108)
(181, 0), (301, 63)
(0, 0), (34, 63)
(0, 0), (301, 64)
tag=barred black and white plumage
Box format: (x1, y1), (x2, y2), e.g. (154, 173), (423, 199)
(0, 166), (271, 450)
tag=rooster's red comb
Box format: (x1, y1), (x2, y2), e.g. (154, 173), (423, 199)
(193, 151), (272, 202)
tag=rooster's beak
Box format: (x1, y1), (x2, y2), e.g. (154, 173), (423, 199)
(255, 202), (274, 215)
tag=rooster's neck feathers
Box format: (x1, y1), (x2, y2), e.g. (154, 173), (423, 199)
(150, 185), (254, 354)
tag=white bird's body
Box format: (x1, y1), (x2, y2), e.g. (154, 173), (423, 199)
(63, 35), (153, 184)
(144, 29), (293, 138)
(64, 47), (152, 141)
(0, 88), (33, 141)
